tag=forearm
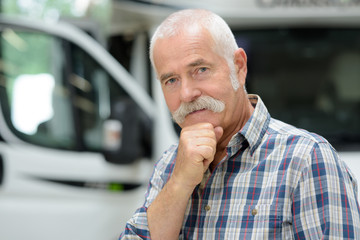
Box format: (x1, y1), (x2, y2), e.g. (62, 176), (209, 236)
(147, 177), (194, 240)
(147, 123), (222, 239)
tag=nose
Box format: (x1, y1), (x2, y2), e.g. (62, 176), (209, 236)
(179, 78), (201, 103)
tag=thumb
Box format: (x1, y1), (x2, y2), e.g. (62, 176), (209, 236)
(214, 126), (224, 142)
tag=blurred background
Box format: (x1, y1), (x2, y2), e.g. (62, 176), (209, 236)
(0, 0), (359, 239)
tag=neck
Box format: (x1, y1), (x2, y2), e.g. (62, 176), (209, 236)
(210, 97), (254, 171)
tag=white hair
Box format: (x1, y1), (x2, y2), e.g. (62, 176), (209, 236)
(149, 9), (240, 90)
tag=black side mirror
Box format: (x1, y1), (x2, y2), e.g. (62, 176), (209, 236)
(103, 98), (152, 164)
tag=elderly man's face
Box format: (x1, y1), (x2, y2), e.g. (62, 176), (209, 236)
(153, 28), (246, 131)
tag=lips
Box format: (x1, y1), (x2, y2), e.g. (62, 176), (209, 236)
(185, 109), (209, 120)
(188, 108), (207, 115)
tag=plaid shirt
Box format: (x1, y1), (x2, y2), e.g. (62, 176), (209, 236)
(120, 95), (360, 239)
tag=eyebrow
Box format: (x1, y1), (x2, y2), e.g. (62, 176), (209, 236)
(159, 72), (175, 83)
(188, 58), (208, 68)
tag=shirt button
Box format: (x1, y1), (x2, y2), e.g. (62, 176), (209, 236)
(204, 205), (211, 211)
(251, 209), (258, 216)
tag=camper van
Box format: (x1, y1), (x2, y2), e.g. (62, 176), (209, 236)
(0, 15), (177, 240)
(0, 0), (360, 239)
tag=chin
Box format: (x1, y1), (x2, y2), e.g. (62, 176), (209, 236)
(178, 110), (222, 127)
(182, 118), (219, 128)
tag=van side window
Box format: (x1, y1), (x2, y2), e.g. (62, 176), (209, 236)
(69, 41), (151, 163)
(0, 26), (150, 163)
(0, 28), (77, 149)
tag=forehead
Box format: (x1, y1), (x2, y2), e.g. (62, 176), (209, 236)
(153, 29), (217, 72)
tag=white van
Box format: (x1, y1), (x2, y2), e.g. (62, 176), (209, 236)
(0, 15), (177, 240)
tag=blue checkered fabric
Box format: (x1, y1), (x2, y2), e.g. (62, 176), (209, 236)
(120, 95), (360, 239)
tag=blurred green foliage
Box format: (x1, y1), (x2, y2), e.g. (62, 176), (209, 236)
(1, 0), (111, 32)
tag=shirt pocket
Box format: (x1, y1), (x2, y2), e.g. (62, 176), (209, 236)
(226, 203), (294, 239)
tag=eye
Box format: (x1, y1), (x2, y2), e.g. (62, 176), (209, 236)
(165, 78), (177, 85)
(193, 67), (210, 80)
(198, 67), (208, 73)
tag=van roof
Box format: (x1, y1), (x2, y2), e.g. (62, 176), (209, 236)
(110, 0), (360, 34)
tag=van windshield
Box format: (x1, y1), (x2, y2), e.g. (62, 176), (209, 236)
(235, 28), (360, 151)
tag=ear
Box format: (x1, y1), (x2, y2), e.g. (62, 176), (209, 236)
(234, 48), (248, 85)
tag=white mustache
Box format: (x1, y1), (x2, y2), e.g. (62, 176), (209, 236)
(172, 96), (225, 124)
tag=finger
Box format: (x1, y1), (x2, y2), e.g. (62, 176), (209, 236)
(193, 136), (217, 147)
(184, 122), (214, 132)
(196, 145), (216, 163)
(197, 145), (216, 172)
(181, 129), (216, 143)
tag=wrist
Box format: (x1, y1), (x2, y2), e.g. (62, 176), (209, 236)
(168, 175), (197, 197)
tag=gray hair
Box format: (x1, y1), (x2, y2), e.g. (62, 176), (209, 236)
(149, 9), (240, 90)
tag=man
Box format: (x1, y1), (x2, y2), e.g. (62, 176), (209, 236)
(120, 9), (360, 239)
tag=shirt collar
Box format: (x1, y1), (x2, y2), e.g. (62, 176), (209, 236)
(228, 94), (271, 155)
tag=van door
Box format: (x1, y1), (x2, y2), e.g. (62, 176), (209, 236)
(0, 18), (153, 240)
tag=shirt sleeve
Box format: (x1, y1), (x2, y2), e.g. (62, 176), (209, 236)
(292, 141), (360, 239)
(119, 145), (178, 239)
